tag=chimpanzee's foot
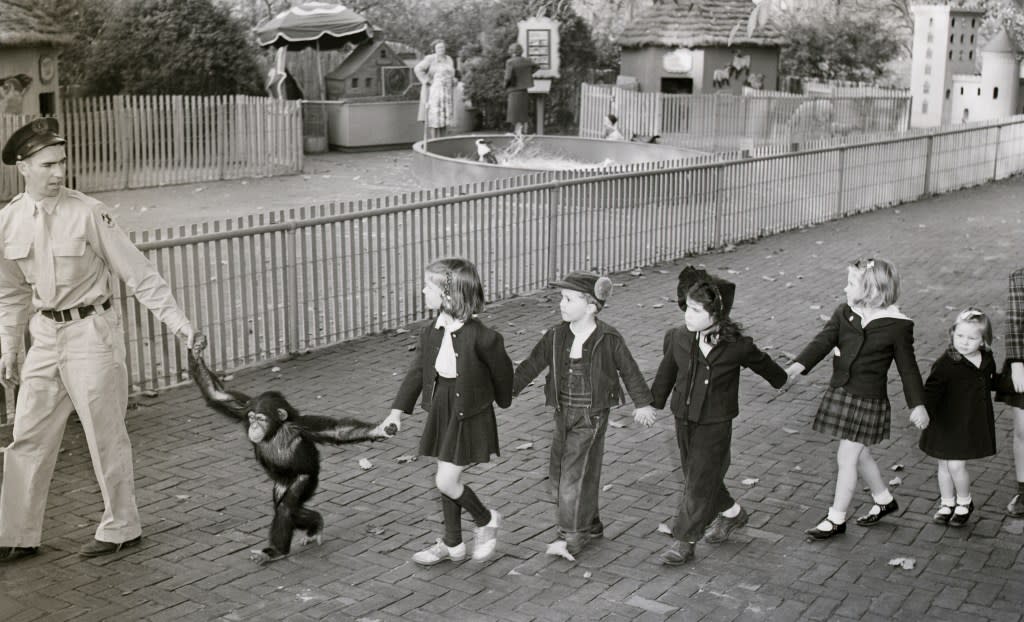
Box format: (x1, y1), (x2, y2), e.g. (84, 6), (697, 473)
(299, 530), (323, 547)
(250, 547), (287, 565)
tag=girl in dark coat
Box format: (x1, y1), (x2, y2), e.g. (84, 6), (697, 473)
(920, 308), (997, 527)
(786, 258), (930, 540)
(384, 258), (513, 565)
(645, 266), (787, 566)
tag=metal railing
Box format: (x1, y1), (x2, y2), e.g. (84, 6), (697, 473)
(3, 115), (1024, 424)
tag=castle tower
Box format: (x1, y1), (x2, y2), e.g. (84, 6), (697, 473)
(978, 27), (1020, 120)
(909, 3), (985, 127)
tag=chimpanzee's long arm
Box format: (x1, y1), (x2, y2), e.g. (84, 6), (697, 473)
(188, 349), (251, 420)
(298, 414), (391, 445)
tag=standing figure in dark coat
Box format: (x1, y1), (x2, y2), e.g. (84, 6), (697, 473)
(919, 308), (997, 527)
(504, 43), (536, 135)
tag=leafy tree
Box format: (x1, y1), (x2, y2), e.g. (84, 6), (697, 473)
(777, 6), (904, 82)
(460, 0), (617, 132)
(78, 0), (265, 95)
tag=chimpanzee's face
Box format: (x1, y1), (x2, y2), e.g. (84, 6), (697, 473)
(248, 411), (272, 443)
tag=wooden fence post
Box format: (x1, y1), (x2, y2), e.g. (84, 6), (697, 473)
(712, 164), (724, 247)
(836, 145), (847, 219)
(284, 222), (300, 354)
(922, 135), (934, 196)
(992, 124), (1002, 181)
(546, 179), (562, 283)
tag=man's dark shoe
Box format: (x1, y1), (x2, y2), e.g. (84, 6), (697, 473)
(0, 546), (39, 564)
(658, 540), (695, 566)
(704, 507), (749, 544)
(79, 536), (141, 558)
(855, 498), (899, 526)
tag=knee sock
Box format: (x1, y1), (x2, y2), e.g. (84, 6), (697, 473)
(441, 494), (463, 547)
(455, 486), (492, 527)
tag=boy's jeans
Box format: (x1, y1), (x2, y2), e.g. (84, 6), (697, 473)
(550, 407), (609, 550)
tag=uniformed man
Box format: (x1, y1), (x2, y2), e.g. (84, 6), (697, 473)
(0, 118), (196, 563)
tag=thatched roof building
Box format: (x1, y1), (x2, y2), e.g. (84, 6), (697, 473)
(0, 0), (72, 48)
(616, 0), (784, 94)
(616, 0), (785, 49)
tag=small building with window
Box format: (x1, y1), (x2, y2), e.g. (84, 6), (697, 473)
(615, 0), (783, 94)
(325, 39), (416, 99)
(0, 0), (70, 116)
(909, 3), (1022, 127)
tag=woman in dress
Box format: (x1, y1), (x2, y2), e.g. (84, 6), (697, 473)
(415, 40), (457, 139)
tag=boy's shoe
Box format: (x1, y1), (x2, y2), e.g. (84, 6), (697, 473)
(472, 510), (501, 562)
(855, 498), (899, 526)
(658, 540), (695, 566)
(79, 536), (141, 558)
(932, 505), (954, 524)
(704, 507), (749, 544)
(948, 501), (975, 528)
(0, 546), (39, 564)
(1008, 494), (1024, 518)
(412, 539), (466, 566)
(805, 517), (846, 540)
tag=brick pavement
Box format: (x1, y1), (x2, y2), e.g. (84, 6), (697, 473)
(1, 178), (1023, 621)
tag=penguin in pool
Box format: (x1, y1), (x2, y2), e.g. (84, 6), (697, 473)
(475, 138), (498, 164)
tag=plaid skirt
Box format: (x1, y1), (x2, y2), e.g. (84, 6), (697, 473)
(812, 385), (891, 445)
(419, 377), (500, 466)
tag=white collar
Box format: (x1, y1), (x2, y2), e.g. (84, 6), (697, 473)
(434, 312), (464, 331)
(851, 304), (911, 327)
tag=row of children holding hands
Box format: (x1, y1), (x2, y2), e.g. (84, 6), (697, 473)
(382, 258), (1024, 566)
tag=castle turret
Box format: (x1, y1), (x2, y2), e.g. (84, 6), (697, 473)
(979, 27), (1020, 120)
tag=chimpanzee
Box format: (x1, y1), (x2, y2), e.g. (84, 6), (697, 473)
(187, 336), (396, 564)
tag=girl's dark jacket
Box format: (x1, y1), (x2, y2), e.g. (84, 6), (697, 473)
(512, 320), (653, 410)
(794, 303), (925, 406)
(651, 326), (787, 423)
(391, 318), (513, 420)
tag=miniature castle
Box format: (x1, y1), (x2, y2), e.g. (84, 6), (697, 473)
(910, 3), (1021, 127)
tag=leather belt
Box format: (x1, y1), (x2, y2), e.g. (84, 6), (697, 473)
(41, 299), (111, 323)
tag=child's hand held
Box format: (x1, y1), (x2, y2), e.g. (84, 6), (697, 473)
(785, 362), (805, 380)
(633, 406), (656, 427)
(909, 405), (929, 430)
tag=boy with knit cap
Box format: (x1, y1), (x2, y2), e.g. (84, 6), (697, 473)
(514, 271), (655, 556)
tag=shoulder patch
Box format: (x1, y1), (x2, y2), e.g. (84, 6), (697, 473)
(100, 211), (116, 228)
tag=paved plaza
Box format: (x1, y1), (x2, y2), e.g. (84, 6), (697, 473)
(1, 176), (1023, 621)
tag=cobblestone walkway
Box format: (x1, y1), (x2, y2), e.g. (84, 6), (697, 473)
(2, 178), (1023, 621)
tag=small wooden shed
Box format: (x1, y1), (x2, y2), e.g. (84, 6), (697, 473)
(0, 0), (71, 116)
(616, 0), (784, 94)
(325, 39), (416, 100)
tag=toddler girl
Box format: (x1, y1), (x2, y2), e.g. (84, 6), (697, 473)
(920, 308), (997, 526)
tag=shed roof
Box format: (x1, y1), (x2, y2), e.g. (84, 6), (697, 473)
(616, 0), (785, 49)
(0, 0), (72, 48)
(327, 39), (394, 81)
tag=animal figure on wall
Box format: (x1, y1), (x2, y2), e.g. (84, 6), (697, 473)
(475, 138), (498, 164)
(188, 335), (396, 564)
(0, 74), (32, 114)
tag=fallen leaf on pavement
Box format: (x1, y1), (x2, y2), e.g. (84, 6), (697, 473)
(358, 458), (373, 470)
(396, 455), (417, 464)
(889, 476), (902, 487)
(545, 540), (576, 561)
(888, 557), (915, 570)
(657, 523), (673, 535)
(608, 419), (626, 428)
(741, 478), (760, 486)
(602, 485), (613, 492)
(515, 442), (534, 450)
(890, 464), (904, 471)
(782, 427), (799, 434)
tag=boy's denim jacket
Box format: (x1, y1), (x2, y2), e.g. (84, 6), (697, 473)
(513, 320), (653, 410)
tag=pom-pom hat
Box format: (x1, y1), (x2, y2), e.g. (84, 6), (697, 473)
(676, 265), (736, 316)
(551, 272), (613, 309)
